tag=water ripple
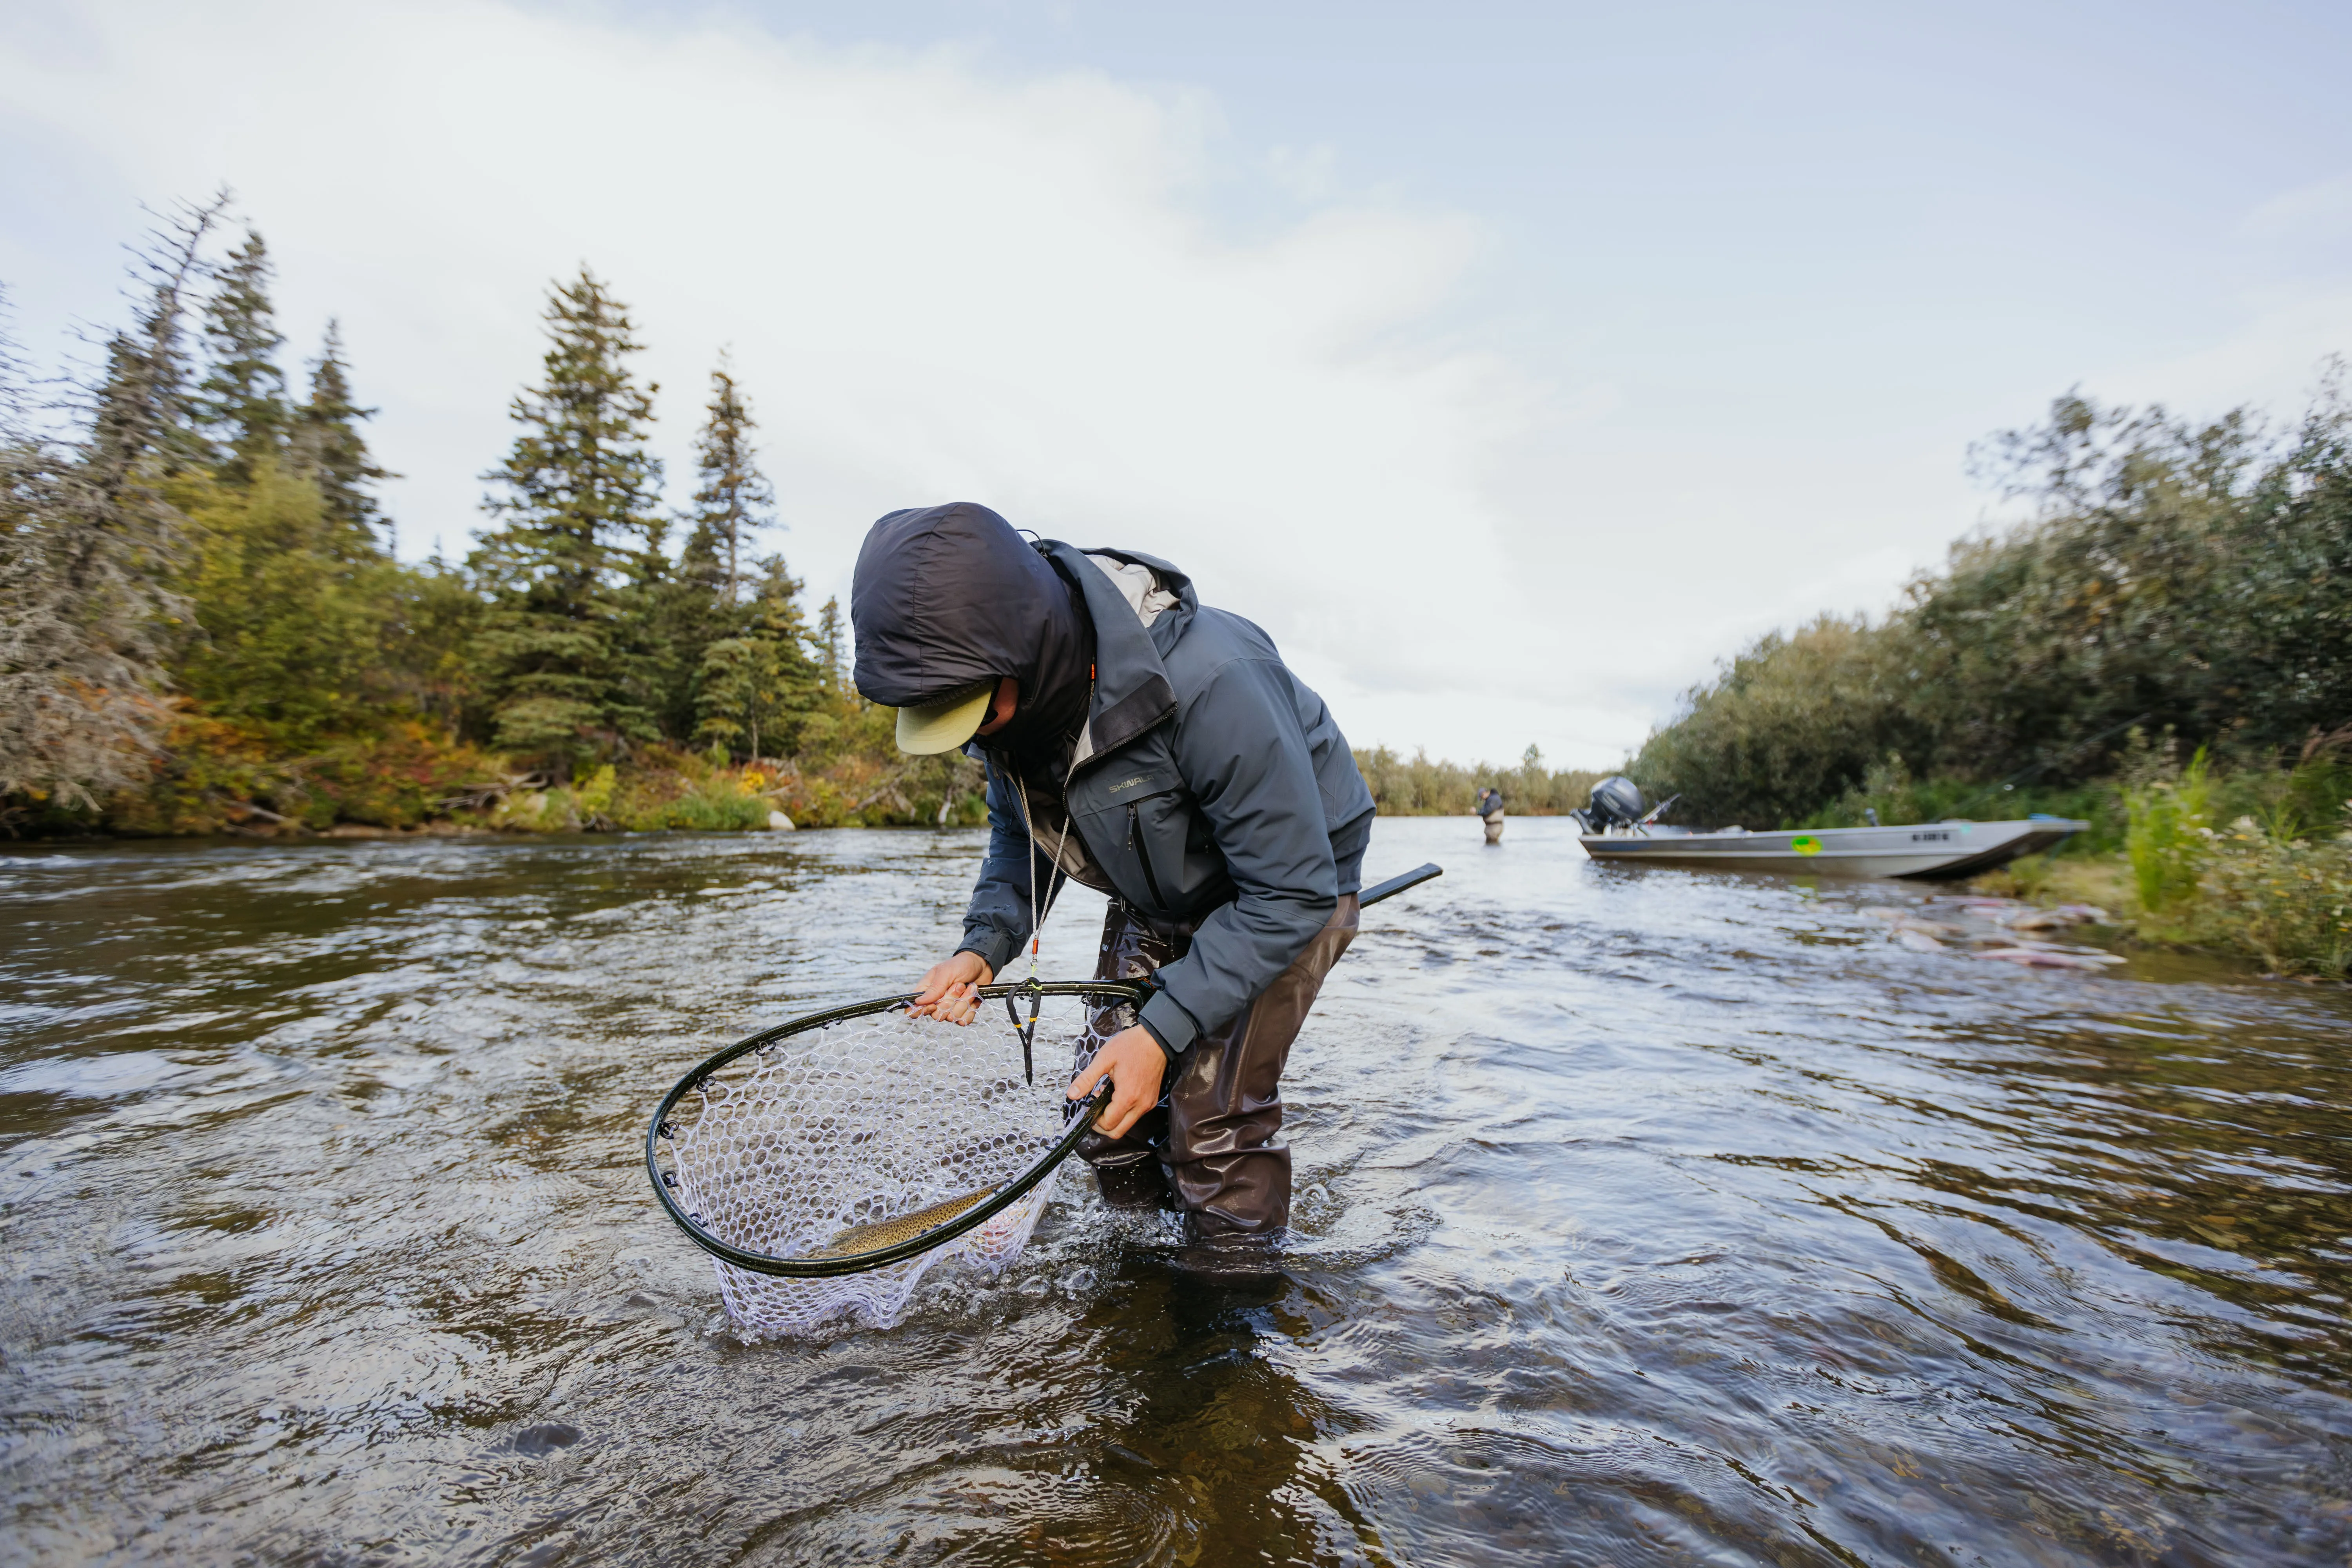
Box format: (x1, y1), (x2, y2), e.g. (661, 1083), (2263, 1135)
(3, 820), (2348, 1564)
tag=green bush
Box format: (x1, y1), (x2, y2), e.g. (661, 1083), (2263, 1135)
(609, 764), (769, 831)
(1630, 615), (1915, 829)
(2192, 822), (2352, 977)
(298, 726), (501, 828)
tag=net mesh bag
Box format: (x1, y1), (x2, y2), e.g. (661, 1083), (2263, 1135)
(666, 996), (1123, 1338)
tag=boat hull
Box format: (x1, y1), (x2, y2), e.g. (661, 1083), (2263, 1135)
(1577, 819), (2087, 880)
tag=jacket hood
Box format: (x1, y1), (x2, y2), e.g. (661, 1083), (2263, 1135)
(850, 503), (1093, 755)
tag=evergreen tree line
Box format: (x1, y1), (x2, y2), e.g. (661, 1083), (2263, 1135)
(1, 200), (882, 833)
(1630, 378), (2352, 831)
(465, 261), (849, 772)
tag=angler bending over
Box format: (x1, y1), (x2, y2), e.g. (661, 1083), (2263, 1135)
(851, 503), (1374, 1271)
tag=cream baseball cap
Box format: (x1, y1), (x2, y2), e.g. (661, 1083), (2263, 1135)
(895, 678), (997, 755)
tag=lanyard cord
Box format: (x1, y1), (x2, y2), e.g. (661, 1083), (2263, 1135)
(1007, 746), (1085, 982)
(1001, 713), (1087, 1084)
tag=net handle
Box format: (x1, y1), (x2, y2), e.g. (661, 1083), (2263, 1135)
(1360, 861), (1442, 906)
(645, 980), (1144, 1279)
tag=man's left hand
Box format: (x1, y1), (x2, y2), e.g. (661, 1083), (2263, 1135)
(1067, 1025), (1167, 1138)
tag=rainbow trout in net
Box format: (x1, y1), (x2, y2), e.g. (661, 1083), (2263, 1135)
(645, 863), (1441, 1312)
(813, 1187), (1003, 1258)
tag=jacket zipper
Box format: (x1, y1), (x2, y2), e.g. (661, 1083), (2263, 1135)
(1127, 803), (1169, 910)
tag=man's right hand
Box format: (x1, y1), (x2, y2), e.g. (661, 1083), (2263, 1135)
(910, 950), (993, 1024)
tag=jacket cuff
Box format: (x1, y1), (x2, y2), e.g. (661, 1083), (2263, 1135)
(1138, 989), (1200, 1060)
(958, 928), (1020, 978)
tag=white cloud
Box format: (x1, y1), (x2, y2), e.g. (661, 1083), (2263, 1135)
(2243, 175), (2352, 245)
(5, 0), (1622, 760)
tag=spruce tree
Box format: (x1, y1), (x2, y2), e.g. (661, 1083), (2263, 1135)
(470, 267), (666, 769)
(662, 357), (779, 737)
(817, 595), (847, 695)
(654, 516), (729, 742)
(683, 356), (773, 605)
(1, 198), (220, 807)
(291, 320), (395, 552)
(695, 554), (822, 761)
(193, 228), (290, 485)
(94, 197), (223, 483)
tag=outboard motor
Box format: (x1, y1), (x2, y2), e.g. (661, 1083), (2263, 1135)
(1572, 775), (1650, 833)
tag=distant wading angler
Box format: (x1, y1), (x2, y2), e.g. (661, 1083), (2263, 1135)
(851, 503), (1375, 1274)
(1476, 786), (1505, 845)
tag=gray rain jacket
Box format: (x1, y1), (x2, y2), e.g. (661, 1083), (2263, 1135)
(851, 506), (1374, 1059)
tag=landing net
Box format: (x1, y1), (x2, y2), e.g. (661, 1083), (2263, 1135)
(651, 984), (1135, 1338)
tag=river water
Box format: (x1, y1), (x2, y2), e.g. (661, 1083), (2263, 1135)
(3, 817), (2348, 1566)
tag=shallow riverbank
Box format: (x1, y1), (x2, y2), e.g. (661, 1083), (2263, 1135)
(8, 730), (987, 840)
(1976, 844), (2350, 981)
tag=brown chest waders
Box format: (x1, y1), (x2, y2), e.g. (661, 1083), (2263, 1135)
(1074, 892), (1360, 1236)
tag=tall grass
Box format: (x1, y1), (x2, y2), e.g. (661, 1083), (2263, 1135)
(2126, 748), (2213, 913)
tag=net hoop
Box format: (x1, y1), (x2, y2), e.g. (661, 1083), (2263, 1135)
(646, 980), (1143, 1279)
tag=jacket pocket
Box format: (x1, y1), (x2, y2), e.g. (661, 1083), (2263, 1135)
(1127, 803), (1170, 909)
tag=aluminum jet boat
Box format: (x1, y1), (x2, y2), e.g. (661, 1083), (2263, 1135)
(1569, 776), (2086, 880)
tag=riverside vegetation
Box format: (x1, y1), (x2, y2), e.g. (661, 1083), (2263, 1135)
(0, 199), (1590, 844)
(1627, 379), (2352, 978)
(1, 197), (981, 837)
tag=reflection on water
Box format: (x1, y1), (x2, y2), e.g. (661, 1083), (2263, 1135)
(2, 818), (2348, 1564)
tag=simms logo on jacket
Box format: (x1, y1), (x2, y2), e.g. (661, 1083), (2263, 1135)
(1107, 775), (1156, 795)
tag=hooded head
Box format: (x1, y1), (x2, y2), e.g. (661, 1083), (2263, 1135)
(851, 503), (1094, 759)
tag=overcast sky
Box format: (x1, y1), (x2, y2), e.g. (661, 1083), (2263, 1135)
(4, 1), (2347, 767)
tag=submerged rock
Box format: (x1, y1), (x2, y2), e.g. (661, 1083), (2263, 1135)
(1895, 917), (1966, 939)
(1869, 895), (2125, 971)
